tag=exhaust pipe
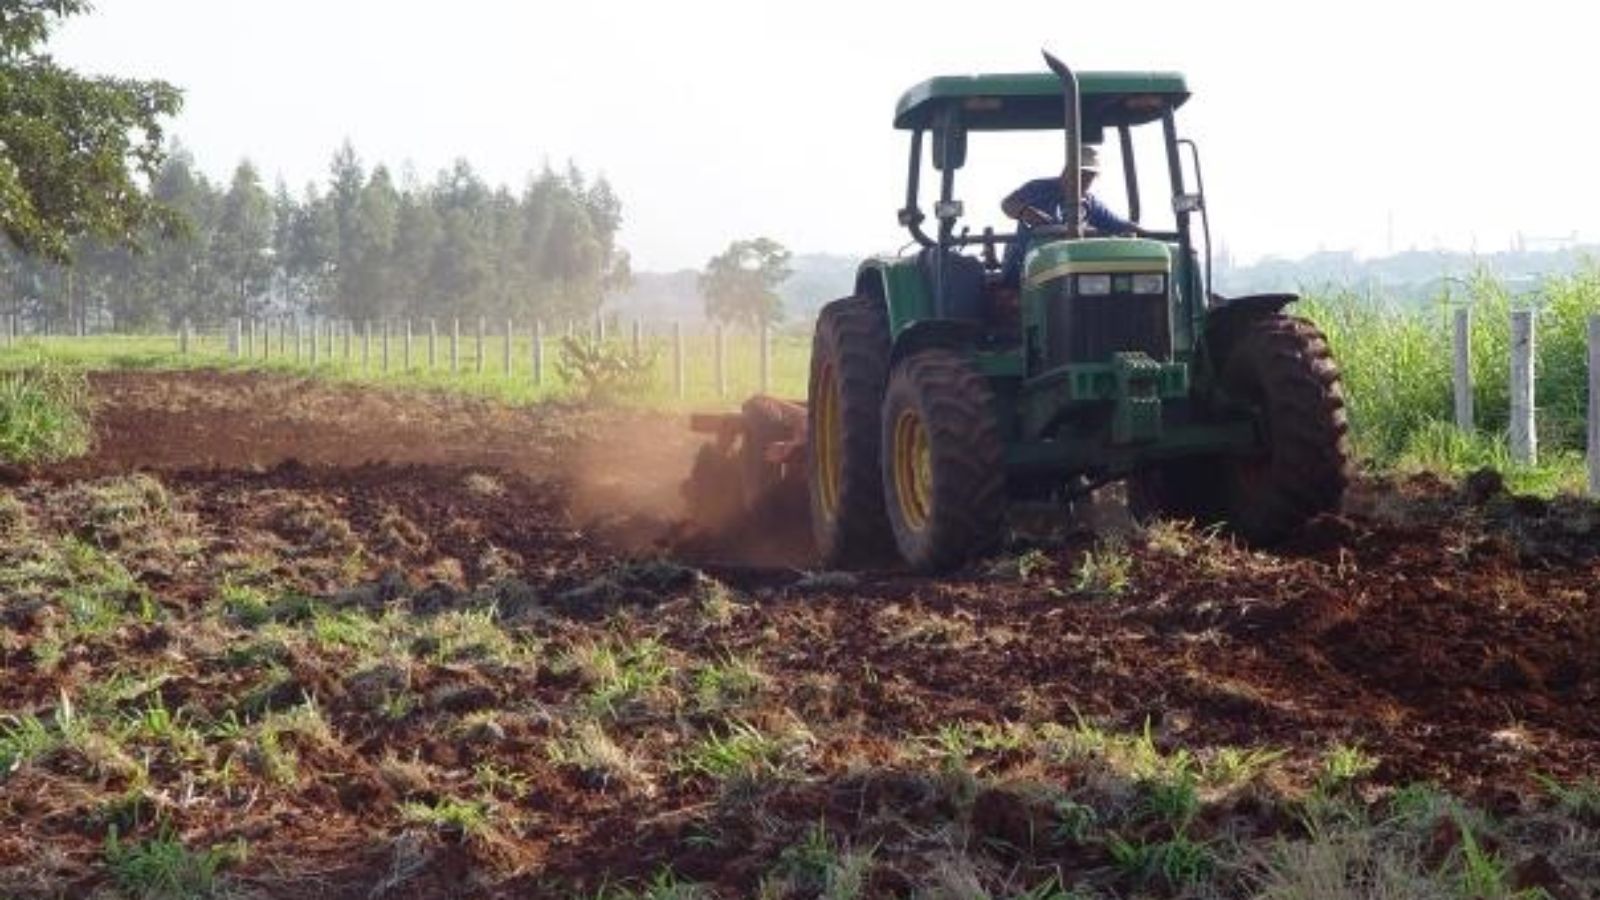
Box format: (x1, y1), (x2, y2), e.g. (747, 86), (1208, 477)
(1042, 50), (1082, 240)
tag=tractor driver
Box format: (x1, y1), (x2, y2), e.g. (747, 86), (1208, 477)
(998, 144), (1137, 287)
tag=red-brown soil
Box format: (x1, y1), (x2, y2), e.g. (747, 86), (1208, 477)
(1, 370), (1597, 898)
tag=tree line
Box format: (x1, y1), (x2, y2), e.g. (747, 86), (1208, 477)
(1, 142), (631, 331)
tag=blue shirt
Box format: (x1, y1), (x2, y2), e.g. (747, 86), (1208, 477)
(1006, 177), (1136, 234)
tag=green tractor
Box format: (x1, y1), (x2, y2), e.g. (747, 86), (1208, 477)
(686, 53), (1350, 572)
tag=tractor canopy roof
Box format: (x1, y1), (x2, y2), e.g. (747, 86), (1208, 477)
(894, 71), (1189, 132)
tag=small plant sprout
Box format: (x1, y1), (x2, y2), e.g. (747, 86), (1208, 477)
(1071, 542), (1133, 597)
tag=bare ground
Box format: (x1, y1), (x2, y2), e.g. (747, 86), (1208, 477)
(0, 370), (1597, 899)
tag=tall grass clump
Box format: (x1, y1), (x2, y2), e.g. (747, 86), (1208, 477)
(1298, 286), (1454, 460)
(1301, 263), (1600, 487)
(0, 365), (93, 464)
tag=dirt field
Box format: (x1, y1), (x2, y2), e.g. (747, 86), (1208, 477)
(1, 371), (1597, 899)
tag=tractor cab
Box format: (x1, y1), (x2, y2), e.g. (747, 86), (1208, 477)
(884, 68), (1209, 378)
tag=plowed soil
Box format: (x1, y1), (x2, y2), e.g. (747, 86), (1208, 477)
(2, 370), (1597, 899)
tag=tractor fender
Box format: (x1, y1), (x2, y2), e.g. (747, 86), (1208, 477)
(1202, 292), (1300, 365)
(1208, 292), (1298, 319)
(889, 319), (984, 368)
(856, 257), (933, 337)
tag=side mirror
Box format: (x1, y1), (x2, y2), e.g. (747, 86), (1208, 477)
(1173, 193), (1204, 214)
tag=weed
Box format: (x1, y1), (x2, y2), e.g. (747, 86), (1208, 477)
(1318, 742), (1378, 791)
(1455, 819), (1543, 899)
(1070, 543), (1133, 597)
(1136, 773), (1201, 830)
(556, 334), (660, 400)
(559, 637), (674, 717)
(590, 869), (715, 900)
(1199, 746), (1286, 790)
(0, 713), (58, 775)
(772, 821), (875, 900)
(546, 720), (653, 794)
(1051, 798), (1100, 844)
(1109, 833), (1215, 889)
(692, 576), (739, 626)
(474, 762), (533, 800)
(1533, 773), (1600, 823)
(678, 719), (793, 782)
(310, 607), (381, 651)
(920, 720), (1027, 768)
(691, 655), (766, 712)
(104, 823), (246, 899)
(400, 796), (491, 840)
(418, 606), (519, 664)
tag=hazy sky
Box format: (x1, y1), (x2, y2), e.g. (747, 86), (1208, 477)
(54, 0), (1600, 271)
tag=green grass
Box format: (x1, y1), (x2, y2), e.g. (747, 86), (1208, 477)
(0, 363), (92, 463)
(399, 795), (493, 839)
(104, 823), (246, 898)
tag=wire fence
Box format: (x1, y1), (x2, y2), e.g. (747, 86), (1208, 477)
(0, 314), (812, 405)
(5, 310), (1600, 494)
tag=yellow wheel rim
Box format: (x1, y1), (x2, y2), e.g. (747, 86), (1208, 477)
(892, 408), (933, 531)
(815, 362), (842, 519)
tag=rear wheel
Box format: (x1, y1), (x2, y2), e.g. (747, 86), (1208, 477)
(807, 296), (894, 566)
(881, 350), (1006, 572)
(1138, 313), (1349, 542)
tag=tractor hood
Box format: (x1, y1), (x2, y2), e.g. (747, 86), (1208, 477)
(1023, 238), (1171, 291)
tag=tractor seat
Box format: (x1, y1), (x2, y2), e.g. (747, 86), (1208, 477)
(917, 249), (986, 323)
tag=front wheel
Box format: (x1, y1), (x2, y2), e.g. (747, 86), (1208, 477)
(1216, 314), (1351, 542)
(1133, 315), (1350, 543)
(881, 350), (1007, 572)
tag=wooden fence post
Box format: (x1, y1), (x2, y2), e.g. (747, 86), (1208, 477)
(1453, 307), (1472, 432)
(1510, 309), (1536, 466)
(451, 319), (460, 373)
(1588, 315), (1600, 497)
(674, 321), (685, 399)
(532, 321), (545, 386)
(229, 318), (241, 358)
(428, 319), (437, 370)
(476, 317), (486, 374)
(180, 319), (190, 356)
(759, 320), (772, 393)
(310, 318), (320, 367)
(714, 323), (726, 397)
(362, 320), (371, 368)
(382, 320), (391, 373)
(631, 319), (642, 357)
(504, 319), (513, 376)
(405, 320), (413, 371)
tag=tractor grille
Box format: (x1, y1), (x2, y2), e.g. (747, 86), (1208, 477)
(1044, 288), (1172, 366)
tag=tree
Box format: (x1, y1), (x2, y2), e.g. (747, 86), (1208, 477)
(700, 237), (792, 327)
(212, 161), (275, 318)
(0, 0), (182, 260)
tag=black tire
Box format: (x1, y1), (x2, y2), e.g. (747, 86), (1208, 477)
(1185, 313), (1350, 542)
(881, 349), (1007, 572)
(807, 296), (894, 566)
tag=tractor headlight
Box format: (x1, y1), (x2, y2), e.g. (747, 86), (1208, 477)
(1131, 273), (1167, 296)
(1076, 274), (1112, 296)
